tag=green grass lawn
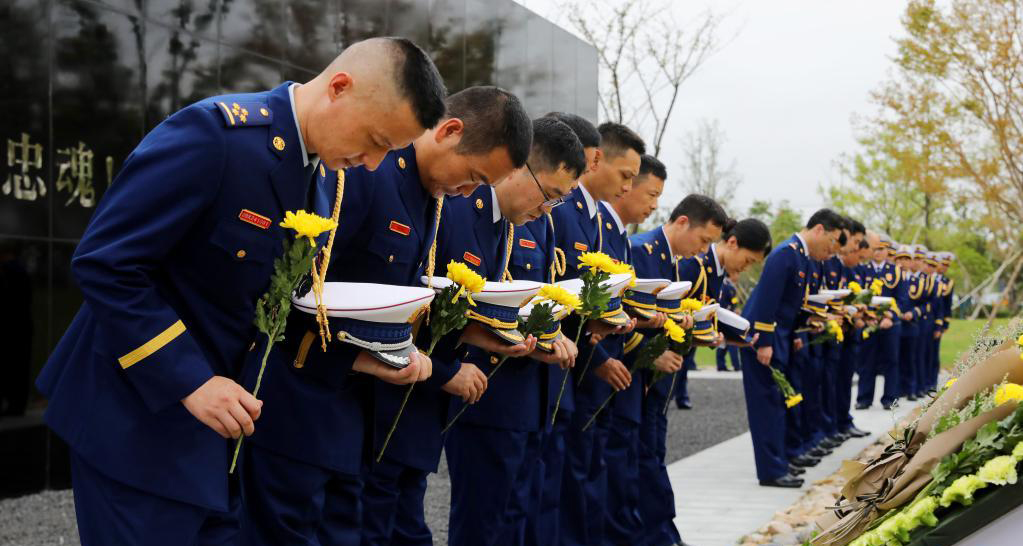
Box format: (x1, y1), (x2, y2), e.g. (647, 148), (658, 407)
(689, 318), (1011, 371)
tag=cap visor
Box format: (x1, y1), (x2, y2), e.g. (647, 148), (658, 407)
(624, 305), (655, 320)
(482, 324), (526, 345)
(598, 309), (630, 327)
(368, 344), (418, 370)
(536, 331), (565, 353)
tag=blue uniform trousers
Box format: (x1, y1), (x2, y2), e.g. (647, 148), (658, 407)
(717, 345), (740, 371)
(603, 414), (642, 544)
(673, 351), (695, 405)
(446, 423), (541, 546)
(739, 348), (789, 481)
(562, 389), (609, 546)
(918, 324), (935, 394)
(361, 459), (432, 546)
(836, 342), (859, 432)
(820, 342), (840, 437)
(784, 349), (806, 460)
(635, 377), (682, 546)
(899, 332), (918, 398)
(71, 451), (238, 546)
(930, 335), (942, 391)
(803, 347), (826, 449)
(530, 412), (570, 546)
(856, 324), (901, 407)
(239, 443), (361, 546)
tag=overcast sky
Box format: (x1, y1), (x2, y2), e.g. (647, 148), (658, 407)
(514, 0), (908, 218)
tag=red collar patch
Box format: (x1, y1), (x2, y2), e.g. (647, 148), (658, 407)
(463, 252), (481, 266)
(389, 221), (411, 236)
(239, 209), (271, 230)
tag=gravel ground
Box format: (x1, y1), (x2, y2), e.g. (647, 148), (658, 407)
(0, 376), (748, 546)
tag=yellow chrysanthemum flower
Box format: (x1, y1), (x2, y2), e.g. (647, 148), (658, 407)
(994, 383), (1023, 406)
(944, 378), (958, 389)
(785, 393), (803, 408)
(578, 251), (618, 274)
(1016, 333), (1023, 346)
(279, 210), (337, 247)
(663, 318), (686, 343)
(939, 474), (987, 507)
(679, 298), (703, 313)
(1012, 441), (1023, 461)
(847, 281), (863, 293)
(445, 261), (485, 305)
(538, 284), (582, 312)
(870, 278), (883, 295)
(862, 330), (870, 340)
(978, 455), (1019, 486)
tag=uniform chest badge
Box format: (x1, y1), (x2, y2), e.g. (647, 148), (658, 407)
(239, 209), (271, 230)
(463, 251), (481, 266)
(798, 271), (806, 278)
(389, 221), (411, 236)
(519, 238), (536, 249)
(574, 242), (588, 251)
(887, 274), (893, 281)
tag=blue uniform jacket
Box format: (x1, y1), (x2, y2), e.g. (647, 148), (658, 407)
(720, 279), (738, 311)
(37, 83), (314, 510)
(742, 235), (810, 366)
(546, 186), (603, 415)
(458, 189), (555, 432)
(244, 145), (442, 475)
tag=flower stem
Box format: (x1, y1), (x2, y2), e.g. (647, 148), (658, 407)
(441, 354), (509, 434)
(575, 346), (596, 387)
(376, 337), (440, 462)
(583, 390), (616, 431)
(551, 324), (585, 426)
(662, 371), (679, 416)
(229, 329), (277, 474)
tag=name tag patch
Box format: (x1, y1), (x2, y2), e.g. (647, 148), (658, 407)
(239, 209), (271, 230)
(463, 252), (481, 266)
(574, 242), (588, 251)
(519, 238), (536, 249)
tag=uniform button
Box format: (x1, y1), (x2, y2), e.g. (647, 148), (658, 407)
(525, 263), (532, 270)
(236, 249), (247, 259)
(398, 157), (407, 169)
(388, 255), (394, 263)
(490, 356), (499, 364)
(260, 107), (269, 117)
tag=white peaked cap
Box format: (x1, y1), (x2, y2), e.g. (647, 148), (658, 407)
(806, 293), (836, 304)
(871, 296), (894, 306)
(555, 272), (634, 299)
(292, 282), (435, 323)
(693, 303), (719, 320)
(472, 280), (543, 308)
(630, 278), (671, 295)
(821, 288), (851, 298)
(657, 281), (693, 301)
(716, 307), (749, 330)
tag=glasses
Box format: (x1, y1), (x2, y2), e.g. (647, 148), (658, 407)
(526, 162), (565, 208)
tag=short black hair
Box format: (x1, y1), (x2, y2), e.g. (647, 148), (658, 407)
(530, 117), (586, 179)
(725, 218), (772, 256)
(447, 86), (532, 167)
(544, 112), (601, 148)
(805, 208), (846, 232)
(846, 217), (866, 235)
(858, 239), (870, 250)
(385, 37), (448, 129)
(668, 194), (729, 228)
(638, 154), (667, 181)
(597, 122), (645, 158)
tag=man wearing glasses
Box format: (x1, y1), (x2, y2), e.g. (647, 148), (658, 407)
(438, 117), (586, 546)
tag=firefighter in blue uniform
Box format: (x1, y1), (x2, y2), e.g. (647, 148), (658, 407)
(932, 252), (955, 391)
(856, 234), (910, 410)
(916, 251), (940, 398)
(553, 122), (644, 546)
(442, 117), (585, 546)
(35, 37), (448, 546)
(600, 154), (669, 544)
(629, 194), (730, 545)
(819, 232), (853, 446)
(834, 221), (871, 440)
(739, 209), (844, 488)
(235, 86), (525, 545)
(895, 245), (924, 401)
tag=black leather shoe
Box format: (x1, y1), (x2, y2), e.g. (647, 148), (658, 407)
(846, 426), (870, 438)
(808, 446), (831, 458)
(676, 400), (693, 410)
(832, 432), (850, 443)
(790, 454), (820, 467)
(760, 474), (804, 488)
(882, 402), (894, 410)
(855, 403), (871, 410)
(907, 394), (918, 401)
(788, 463), (806, 476)
(820, 437), (842, 449)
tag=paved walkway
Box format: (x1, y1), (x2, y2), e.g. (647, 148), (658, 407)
(667, 370), (916, 546)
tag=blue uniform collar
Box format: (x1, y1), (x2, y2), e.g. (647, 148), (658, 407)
(287, 83), (314, 167)
(266, 82), (312, 214)
(577, 183), (597, 218)
(392, 145), (430, 245)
